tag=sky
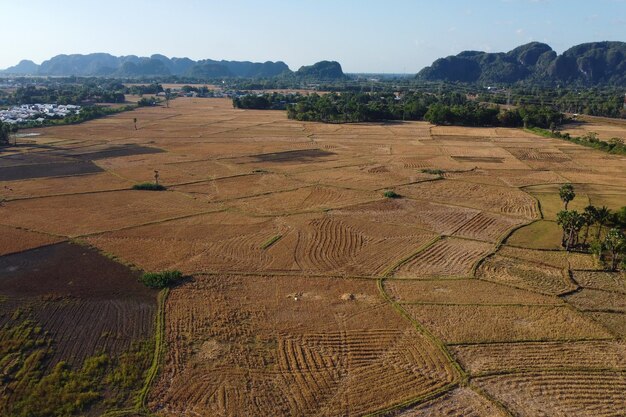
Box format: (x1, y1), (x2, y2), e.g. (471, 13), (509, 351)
(1, 0), (625, 73)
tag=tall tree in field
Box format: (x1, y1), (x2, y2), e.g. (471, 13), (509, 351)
(165, 89), (171, 108)
(0, 122), (10, 145)
(594, 206), (612, 240)
(604, 228), (625, 271)
(133, 118), (137, 130)
(557, 210), (584, 251)
(582, 205), (597, 245)
(559, 183), (575, 210)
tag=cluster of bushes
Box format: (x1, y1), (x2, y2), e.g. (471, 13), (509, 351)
(556, 184), (626, 270)
(140, 270), (183, 289)
(132, 182), (166, 191)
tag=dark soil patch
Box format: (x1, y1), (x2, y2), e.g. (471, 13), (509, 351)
(0, 144), (163, 180)
(452, 156), (505, 163)
(0, 242), (153, 300)
(0, 152), (72, 168)
(62, 144), (165, 161)
(248, 148), (336, 163)
(0, 160), (103, 181)
(0, 242), (157, 368)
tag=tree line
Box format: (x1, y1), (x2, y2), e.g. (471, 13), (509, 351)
(234, 91), (563, 128)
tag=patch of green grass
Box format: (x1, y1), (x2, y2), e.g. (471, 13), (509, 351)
(132, 182), (166, 191)
(506, 220), (563, 250)
(260, 235), (282, 249)
(140, 270), (183, 289)
(383, 190), (401, 199)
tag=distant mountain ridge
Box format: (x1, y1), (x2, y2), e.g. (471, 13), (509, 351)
(417, 41), (626, 85)
(0, 53), (301, 78)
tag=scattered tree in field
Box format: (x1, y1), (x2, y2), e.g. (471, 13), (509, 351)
(0, 121), (14, 145)
(582, 205), (597, 245)
(165, 89), (171, 108)
(558, 183), (575, 210)
(557, 210), (585, 251)
(594, 206), (612, 240)
(154, 170), (160, 186)
(604, 228), (625, 271)
(133, 118), (137, 130)
(140, 270), (183, 289)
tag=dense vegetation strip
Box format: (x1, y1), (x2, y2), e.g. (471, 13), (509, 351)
(234, 92), (563, 128)
(527, 127), (626, 156)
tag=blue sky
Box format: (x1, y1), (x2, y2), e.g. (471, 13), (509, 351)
(2, 0), (624, 73)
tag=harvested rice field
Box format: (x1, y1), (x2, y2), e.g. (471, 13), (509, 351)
(1, 97), (625, 415)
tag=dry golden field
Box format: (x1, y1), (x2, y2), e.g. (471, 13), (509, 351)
(1, 97), (625, 416)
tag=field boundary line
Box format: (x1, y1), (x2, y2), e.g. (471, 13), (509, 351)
(75, 207), (227, 238)
(139, 287), (168, 411)
(381, 235), (441, 278)
(467, 384), (515, 417)
(446, 335), (615, 347)
(471, 218), (537, 278)
(99, 289), (168, 417)
(397, 301), (562, 307)
(365, 382), (458, 417)
(378, 278), (467, 378)
(471, 366), (626, 379)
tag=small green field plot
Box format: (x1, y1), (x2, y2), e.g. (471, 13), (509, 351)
(525, 184), (590, 221)
(505, 220), (563, 249)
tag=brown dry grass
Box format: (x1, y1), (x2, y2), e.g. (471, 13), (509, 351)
(0, 224), (63, 255)
(405, 304), (612, 344)
(149, 274), (457, 416)
(393, 238), (493, 278)
(477, 254), (575, 296)
(565, 289), (626, 313)
(398, 180), (539, 219)
(497, 246), (597, 270)
(572, 271), (626, 293)
(384, 279), (560, 305)
(0, 190), (210, 236)
(4, 97), (626, 415)
(452, 340), (626, 375)
(397, 387), (507, 417)
(475, 371), (626, 417)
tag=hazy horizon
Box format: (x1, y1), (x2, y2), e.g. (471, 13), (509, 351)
(2, 0), (625, 73)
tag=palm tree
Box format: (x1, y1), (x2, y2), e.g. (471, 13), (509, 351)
(559, 183), (575, 210)
(594, 206), (611, 240)
(582, 205), (597, 245)
(133, 118), (137, 130)
(557, 210), (584, 251)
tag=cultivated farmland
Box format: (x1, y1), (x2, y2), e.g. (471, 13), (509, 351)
(0, 97), (625, 416)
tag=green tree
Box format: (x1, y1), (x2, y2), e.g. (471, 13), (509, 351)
(581, 205), (597, 245)
(604, 228), (625, 271)
(0, 121), (11, 145)
(557, 210), (585, 251)
(594, 206), (612, 240)
(558, 183), (575, 210)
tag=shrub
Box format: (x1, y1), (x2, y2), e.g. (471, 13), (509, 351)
(132, 182), (166, 191)
(140, 270), (183, 289)
(422, 169), (445, 176)
(383, 190), (400, 199)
